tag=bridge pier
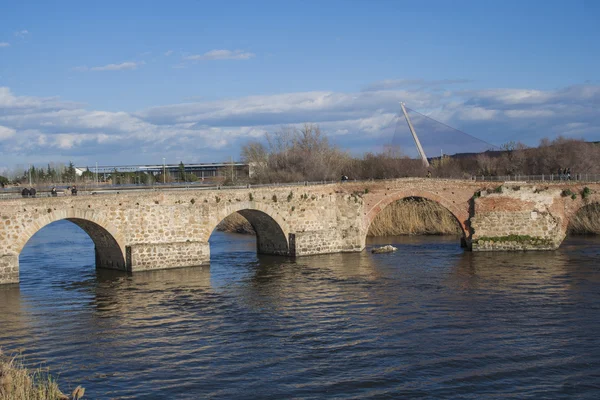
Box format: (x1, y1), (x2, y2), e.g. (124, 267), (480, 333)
(0, 255), (19, 285)
(126, 241), (210, 271)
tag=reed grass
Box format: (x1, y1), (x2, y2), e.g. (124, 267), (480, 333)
(0, 350), (83, 400)
(568, 203), (600, 235)
(367, 197), (461, 236)
(217, 213), (255, 234)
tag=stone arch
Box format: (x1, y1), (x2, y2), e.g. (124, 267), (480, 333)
(205, 201), (290, 256)
(16, 209), (127, 271)
(363, 189), (469, 246)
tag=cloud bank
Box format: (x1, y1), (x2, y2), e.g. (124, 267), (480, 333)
(73, 61), (143, 72)
(0, 83), (598, 168)
(183, 49), (255, 61)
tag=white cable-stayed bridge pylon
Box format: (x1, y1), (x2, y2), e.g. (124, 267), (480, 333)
(391, 105), (500, 161)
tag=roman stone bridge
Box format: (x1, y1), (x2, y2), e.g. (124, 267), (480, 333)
(1, 178), (599, 284)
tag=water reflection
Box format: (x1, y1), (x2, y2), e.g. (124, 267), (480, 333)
(1, 225), (600, 399)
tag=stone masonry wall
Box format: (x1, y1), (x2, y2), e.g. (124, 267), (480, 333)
(470, 183), (566, 251)
(2, 179), (600, 284)
(127, 241), (210, 271)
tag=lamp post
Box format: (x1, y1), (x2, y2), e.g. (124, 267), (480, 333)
(163, 158), (166, 184)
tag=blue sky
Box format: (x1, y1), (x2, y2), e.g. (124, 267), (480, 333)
(1, 0), (599, 170)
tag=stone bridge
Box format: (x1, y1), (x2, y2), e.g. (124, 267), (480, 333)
(1, 178), (599, 284)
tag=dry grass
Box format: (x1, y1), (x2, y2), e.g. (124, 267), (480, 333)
(0, 350), (83, 400)
(367, 197), (462, 236)
(568, 203), (600, 235)
(216, 213), (255, 234)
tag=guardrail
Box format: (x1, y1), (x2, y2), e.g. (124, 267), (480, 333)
(0, 180), (341, 200)
(472, 174), (600, 182)
(1, 175), (599, 200)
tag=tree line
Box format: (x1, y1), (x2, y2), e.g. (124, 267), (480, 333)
(242, 124), (600, 183)
(2, 126), (598, 187)
(0, 160), (204, 187)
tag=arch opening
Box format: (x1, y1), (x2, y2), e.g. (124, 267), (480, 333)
(366, 196), (466, 248)
(19, 218), (126, 272)
(211, 210), (289, 256)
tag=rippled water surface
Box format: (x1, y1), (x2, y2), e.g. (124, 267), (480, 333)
(2, 220), (600, 399)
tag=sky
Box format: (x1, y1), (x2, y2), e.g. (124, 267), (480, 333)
(1, 0), (599, 170)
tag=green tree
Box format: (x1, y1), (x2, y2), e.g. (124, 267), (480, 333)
(64, 161), (77, 183)
(81, 167), (94, 181)
(179, 161), (186, 182)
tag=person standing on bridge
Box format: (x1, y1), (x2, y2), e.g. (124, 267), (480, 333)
(71, 185), (78, 196)
(51, 187), (58, 197)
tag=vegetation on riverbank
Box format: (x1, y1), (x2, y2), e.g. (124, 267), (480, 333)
(217, 213), (255, 235)
(568, 203), (600, 235)
(242, 125), (600, 183)
(366, 198), (461, 236)
(0, 350), (84, 400)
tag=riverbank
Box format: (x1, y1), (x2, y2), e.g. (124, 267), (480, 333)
(0, 350), (83, 400)
(216, 198), (600, 236)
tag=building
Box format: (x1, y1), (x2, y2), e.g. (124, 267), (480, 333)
(75, 162), (249, 183)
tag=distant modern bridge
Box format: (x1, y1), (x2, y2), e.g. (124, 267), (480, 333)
(2, 178), (599, 285)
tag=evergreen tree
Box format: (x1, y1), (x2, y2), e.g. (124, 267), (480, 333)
(179, 161), (186, 182)
(65, 161), (77, 183)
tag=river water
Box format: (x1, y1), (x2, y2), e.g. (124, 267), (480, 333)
(1, 221), (600, 399)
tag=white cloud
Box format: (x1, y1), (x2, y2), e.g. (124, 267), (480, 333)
(73, 61), (142, 72)
(0, 42), (9, 48)
(183, 49), (255, 61)
(0, 126), (16, 140)
(363, 79), (471, 91)
(164, 50), (174, 56)
(0, 83), (599, 167)
(14, 30), (28, 38)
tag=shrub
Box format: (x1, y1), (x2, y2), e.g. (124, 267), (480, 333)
(582, 187), (591, 199)
(561, 189), (573, 197)
(272, 194), (277, 202)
